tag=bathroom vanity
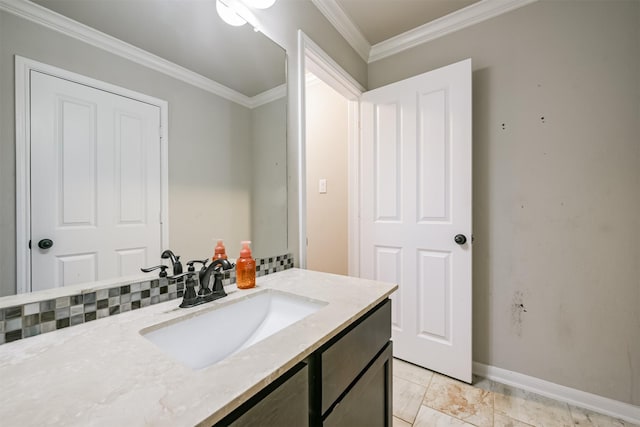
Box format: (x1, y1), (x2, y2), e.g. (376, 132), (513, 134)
(221, 295), (392, 427)
(0, 269), (396, 426)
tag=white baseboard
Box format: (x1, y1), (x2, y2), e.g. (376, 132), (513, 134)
(473, 362), (640, 424)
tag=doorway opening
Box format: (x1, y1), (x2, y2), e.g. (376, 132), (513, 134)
(304, 73), (349, 274)
(298, 33), (473, 382)
(297, 31), (363, 275)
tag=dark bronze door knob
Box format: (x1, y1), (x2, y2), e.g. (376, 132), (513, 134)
(38, 239), (54, 249)
(454, 234), (467, 245)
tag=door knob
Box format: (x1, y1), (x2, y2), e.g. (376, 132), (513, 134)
(454, 234), (467, 245)
(38, 239), (54, 249)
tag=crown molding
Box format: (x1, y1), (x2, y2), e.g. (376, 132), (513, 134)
(0, 0), (272, 108)
(309, 0), (370, 62)
(248, 83), (286, 108)
(369, 0), (538, 63)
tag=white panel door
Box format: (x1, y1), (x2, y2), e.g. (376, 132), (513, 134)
(360, 59), (472, 382)
(30, 71), (162, 291)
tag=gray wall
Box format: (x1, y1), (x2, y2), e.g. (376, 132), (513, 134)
(250, 97), (288, 259)
(369, 0), (640, 405)
(0, 11), (254, 295)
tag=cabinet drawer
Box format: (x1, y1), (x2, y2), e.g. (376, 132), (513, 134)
(321, 299), (391, 414)
(323, 342), (392, 427)
(227, 363), (308, 427)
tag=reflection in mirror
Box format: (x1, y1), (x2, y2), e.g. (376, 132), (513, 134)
(0, 0), (287, 297)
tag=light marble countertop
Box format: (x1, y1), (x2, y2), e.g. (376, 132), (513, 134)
(0, 269), (397, 426)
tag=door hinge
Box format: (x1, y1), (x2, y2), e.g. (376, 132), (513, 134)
(28, 239), (31, 250)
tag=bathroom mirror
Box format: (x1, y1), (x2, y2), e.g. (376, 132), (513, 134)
(0, 0), (288, 297)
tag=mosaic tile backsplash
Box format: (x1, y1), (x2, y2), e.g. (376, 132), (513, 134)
(0, 253), (293, 345)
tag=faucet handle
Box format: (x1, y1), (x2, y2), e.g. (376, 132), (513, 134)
(186, 259), (209, 272)
(140, 265), (168, 277)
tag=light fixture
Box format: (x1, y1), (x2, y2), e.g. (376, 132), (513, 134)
(216, 0), (247, 26)
(243, 0), (277, 9)
(216, 0), (278, 28)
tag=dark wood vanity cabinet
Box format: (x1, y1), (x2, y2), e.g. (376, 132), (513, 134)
(319, 299), (392, 427)
(227, 362), (309, 427)
(215, 299), (392, 427)
(323, 343), (392, 427)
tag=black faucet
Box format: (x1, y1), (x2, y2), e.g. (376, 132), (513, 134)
(199, 258), (234, 298)
(169, 271), (199, 308)
(169, 258), (234, 308)
(161, 249), (183, 275)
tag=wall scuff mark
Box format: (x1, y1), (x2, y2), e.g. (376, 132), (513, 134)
(511, 290), (527, 337)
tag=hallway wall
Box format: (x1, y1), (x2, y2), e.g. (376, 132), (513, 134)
(305, 76), (349, 275)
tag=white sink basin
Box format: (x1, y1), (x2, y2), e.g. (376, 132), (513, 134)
(140, 289), (327, 370)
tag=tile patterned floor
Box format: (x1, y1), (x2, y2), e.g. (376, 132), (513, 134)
(392, 358), (639, 427)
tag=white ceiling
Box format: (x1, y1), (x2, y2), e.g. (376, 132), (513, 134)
(31, 0), (286, 97)
(335, 0), (480, 45)
(312, 0), (535, 62)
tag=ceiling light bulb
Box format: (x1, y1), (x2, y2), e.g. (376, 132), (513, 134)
(243, 0), (276, 9)
(216, 0), (247, 26)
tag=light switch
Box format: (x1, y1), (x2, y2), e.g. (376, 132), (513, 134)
(319, 178), (327, 194)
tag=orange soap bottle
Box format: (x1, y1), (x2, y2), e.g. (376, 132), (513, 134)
(236, 241), (256, 289)
(212, 239), (228, 261)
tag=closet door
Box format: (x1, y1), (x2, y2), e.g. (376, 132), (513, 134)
(30, 71), (162, 291)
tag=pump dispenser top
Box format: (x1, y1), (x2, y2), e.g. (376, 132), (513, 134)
(236, 240), (256, 289)
(240, 241), (251, 257)
(212, 239), (228, 261)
